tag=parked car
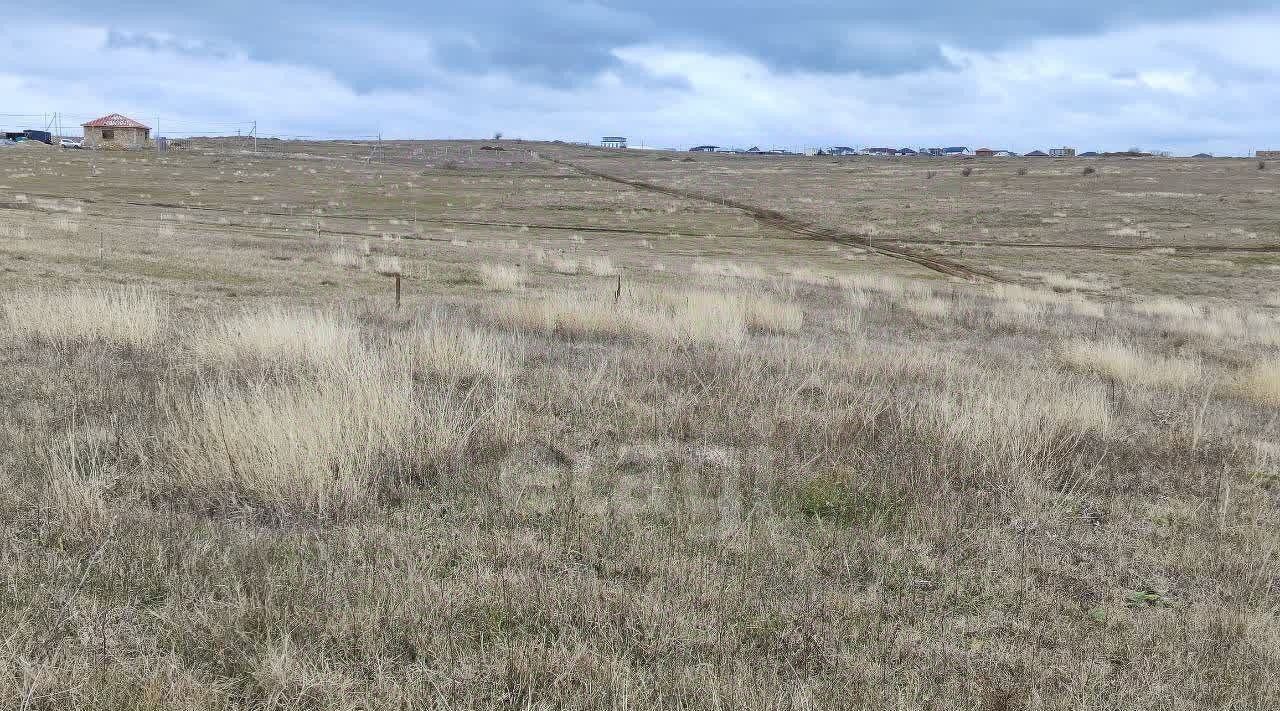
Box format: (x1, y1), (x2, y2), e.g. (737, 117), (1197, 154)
(59, 138), (83, 149)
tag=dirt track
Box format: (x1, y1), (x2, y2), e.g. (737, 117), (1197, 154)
(539, 153), (1010, 283)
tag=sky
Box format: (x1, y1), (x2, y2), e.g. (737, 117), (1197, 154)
(1, 1), (1277, 155)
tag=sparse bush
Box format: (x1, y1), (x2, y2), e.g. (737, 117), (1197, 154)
(903, 295), (951, 319)
(374, 256), (402, 276)
(52, 216), (80, 234)
(960, 166), (973, 177)
(1017, 167), (1028, 176)
(549, 256), (579, 275)
(583, 255), (618, 276)
(1083, 166), (1096, 176)
(477, 263), (525, 291)
(692, 260), (767, 280)
(329, 248), (363, 269)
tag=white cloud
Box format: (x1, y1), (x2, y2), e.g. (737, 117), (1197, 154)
(1, 11), (1277, 154)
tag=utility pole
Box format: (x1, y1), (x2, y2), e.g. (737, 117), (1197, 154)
(252, 121), (258, 153)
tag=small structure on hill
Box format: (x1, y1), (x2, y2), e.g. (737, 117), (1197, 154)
(601, 136), (627, 148)
(82, 114), (151, 149)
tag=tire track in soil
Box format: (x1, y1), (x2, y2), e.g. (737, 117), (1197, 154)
(538, 153), (1010, 283)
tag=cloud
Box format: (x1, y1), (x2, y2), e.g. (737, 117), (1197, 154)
(0, 6), (1277, 154)
(22, 0), (1279, 89)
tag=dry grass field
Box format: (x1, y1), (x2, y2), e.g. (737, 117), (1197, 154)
(2, 138), (1279, 709)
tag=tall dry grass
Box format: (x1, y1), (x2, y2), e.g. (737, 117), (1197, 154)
(1234, 360), (1280, 405)
(1060, 339), (1203, 389)
(549, 257), (579, 275)
(163, 357), (423, 518)
(329, 248), (363, 269)
(494, 288), (801, 346)
(583, 255), (618, 276)
(390, 314), (521, 381)
(190, 307), (361, 371)
(2, 286), (166, 348)
(477, 263), (525, 291)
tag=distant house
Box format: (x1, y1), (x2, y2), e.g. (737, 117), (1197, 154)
(897, 148), (918, 156)
(1049, 147), (1077, 158)
(828, 146), (858, 156)
(1025, 150), (1049, 157)
(864, 147), (896, 156)
(82, 113), (151, 150)
(993, 150), (1017, 157)
(1192, 153), (1214, 158)
(689, 145), (719, 152)
(975, 148), (996, 157)
(924, 147), (945, 157)
(1078, 151), (1100, 158)
(601, 136), (627, 148)
(1256, 150), (1280, 159)
(943, 147), (969, 156)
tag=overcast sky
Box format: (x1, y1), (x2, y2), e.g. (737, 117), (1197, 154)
(1, 1), (1276, 154)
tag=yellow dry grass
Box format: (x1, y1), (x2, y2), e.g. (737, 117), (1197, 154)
(1060, 339), (1203, 389)
(477, 263), (525, 291)
(2, 286), (166, 348)
(1234, 359), (1280, 405)
(190, 307), (361, 371)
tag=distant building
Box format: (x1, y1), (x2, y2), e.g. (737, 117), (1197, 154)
(993, 150), (1017, 157)
(1025, 150), (1050, 157)
(1049, 147), (1077, 157)
(689, 145), (719, 152)
(864, 147), (896, 155)
(1256, 150), (1280, 159)
(601, 136), (627, 148)
(82, 113), (151, 150)
(897, 148), (918, 156)
(924, 147), (945, 156)
(1078, 151), (1100, 158)
(975, 148), (996, 157)
(1192, 153), (1214, 158)
(828, 146), (858, 156)
(943, 147), (970, 156)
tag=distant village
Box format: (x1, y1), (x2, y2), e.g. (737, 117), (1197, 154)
(0, 116), (1265, 160)
(600, 137), (1241, 159)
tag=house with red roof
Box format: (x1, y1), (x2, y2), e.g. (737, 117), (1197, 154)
(81, 113), (151, 150)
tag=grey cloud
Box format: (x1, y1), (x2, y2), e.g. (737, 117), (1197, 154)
(56, 0), (1275, 91)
